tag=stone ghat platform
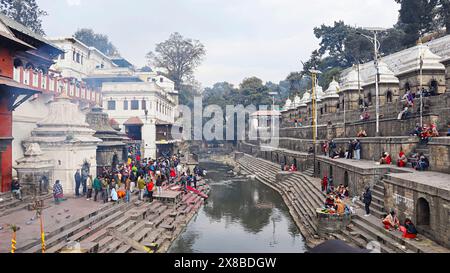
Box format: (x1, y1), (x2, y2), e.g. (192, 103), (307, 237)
(236, 152), (450, 253)
(0, 181), (210, 253)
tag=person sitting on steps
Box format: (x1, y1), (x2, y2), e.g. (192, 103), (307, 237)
(11, 177), (22, 201)
(379, 152), (392, 165)
(400, 218), (418, 239)
(382, 210), (400, 231)
(415, 153), (429, 171)
(397, 149), (408, 167)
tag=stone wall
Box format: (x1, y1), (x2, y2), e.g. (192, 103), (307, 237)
(383, 174), (450, 248)
(428, 137), (450, 174)
(282, 92), (450, 136)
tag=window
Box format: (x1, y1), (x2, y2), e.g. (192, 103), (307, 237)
(386, 90), (393, 103)
(142, 99), (146, 110)
(81, 55), (84, 64)
(131, 100), (139, 110)
(367, 93), (372, 104)
(73, 51), (76, 61)
(60, 53), (65, 60)
(107, 100), (116, 110)
(123, 100), (128, 110)
(324, 104), (328, 113)
(76, 53), (80, 63)
(160, 77), (163, 83)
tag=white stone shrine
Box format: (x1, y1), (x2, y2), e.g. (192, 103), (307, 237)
(23, 92), (101, 195)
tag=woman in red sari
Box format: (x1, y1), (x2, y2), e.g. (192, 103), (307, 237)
(397, 149), (407, 167)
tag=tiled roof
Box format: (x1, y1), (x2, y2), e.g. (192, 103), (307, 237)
(0, 12), (62, 53)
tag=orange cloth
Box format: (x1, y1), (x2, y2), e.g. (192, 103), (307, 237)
(117, 190), (126, 199)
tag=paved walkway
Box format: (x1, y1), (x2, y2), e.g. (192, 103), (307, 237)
(388, 172), (450, 192)
(0, 197), (107, 253)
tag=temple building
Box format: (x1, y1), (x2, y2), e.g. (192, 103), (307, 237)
(85, 105), (128, 174)
(321, 79), (340, 114)
(23, 92), (101, 194)
(48, 37), (180, 159)
(0, 13), (63, 192)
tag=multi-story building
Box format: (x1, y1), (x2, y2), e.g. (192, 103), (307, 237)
(0, 13), (64, 192)
(49, 37), (180, 159)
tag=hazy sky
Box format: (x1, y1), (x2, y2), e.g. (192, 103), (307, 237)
(37, 0), (400, 88)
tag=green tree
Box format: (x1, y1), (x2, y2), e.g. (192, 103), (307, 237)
(146, 32), (206, 91)
(237, 77), (272, 108)
(74, 28), (119, 57)
(395, 0), (439, 46)
(0, 0), (47, 35)
(437, 0), (450, 33)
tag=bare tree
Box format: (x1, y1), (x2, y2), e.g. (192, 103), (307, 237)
(146, 32), (206, 90)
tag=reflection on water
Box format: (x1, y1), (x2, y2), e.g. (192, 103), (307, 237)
(168, 161), (306, 253)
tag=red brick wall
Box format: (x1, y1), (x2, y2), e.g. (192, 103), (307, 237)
(0, 48), (13, 78)
(0, 96), (13, 192)
(0, 47), (14, 192)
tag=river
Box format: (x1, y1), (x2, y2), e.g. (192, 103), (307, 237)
(168, 160), (306, 253)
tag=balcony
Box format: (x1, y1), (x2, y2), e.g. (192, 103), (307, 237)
(12, 66), (102, 105)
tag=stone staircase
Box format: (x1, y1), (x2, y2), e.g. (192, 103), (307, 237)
(303, 167), (314, 177)
(0, 193), (53, 217)
(17, 184), (209, 253)
(355, 181), (386, 219)
(237, 154), (325, 243)
(407, 143), (430, 168)
(236, 153), (450, 253)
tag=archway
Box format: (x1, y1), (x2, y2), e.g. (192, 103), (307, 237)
(416, 198), (430, 226)
(283, 155), (287, 165)
(429, 80), (438, 95)
(293, 158), (298, 170)
(386, 89), (393, 103)
(404, 82), (411, 92)
(344, 171), (349, 187)
(367, 92), (372, 105)
(329, 165), (333, 178)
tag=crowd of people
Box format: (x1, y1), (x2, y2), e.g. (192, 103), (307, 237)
(48, 151), (206, 205)
(323, 139), (362, 160)
(281, 163), (298, 172)
(376, 149), (430, 171)
(410, 123), (439, 144)
(320, 175), (353, 215)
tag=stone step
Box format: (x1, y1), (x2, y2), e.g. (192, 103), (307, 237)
(284, 179), (322, 211)
(284, 192), (317, 237)
(115, 227), (153, 253)
(99, 220), (147, 253)
(43, 208), (127, 253)
(0, 194), (53, 217)
(356, 200), (385, 214)
(23, 202), (129, 253)
(356, 202), (385, 219)
(281, 182), (316, 213)
(354, 214), (450, 253)
(351, 218), (411, 253)
(344, 226), (397, 253)
(287, 176), (324, 206)
(284, 190), (317, 234)
(371, 188), (384, 199)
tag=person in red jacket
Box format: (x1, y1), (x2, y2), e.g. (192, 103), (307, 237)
(146, 180), (154, 202)
(379, 152), (392, 165)
(322, 176), (328, 192)
(170, 168), (176, 183)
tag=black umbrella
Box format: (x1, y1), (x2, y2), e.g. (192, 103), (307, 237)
(307, 240), (371, 253)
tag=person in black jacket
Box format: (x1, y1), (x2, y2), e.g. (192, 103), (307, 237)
(363, 186), (372, 216)
(74, 170), (81, 197)
(346, 140), (354, 159)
